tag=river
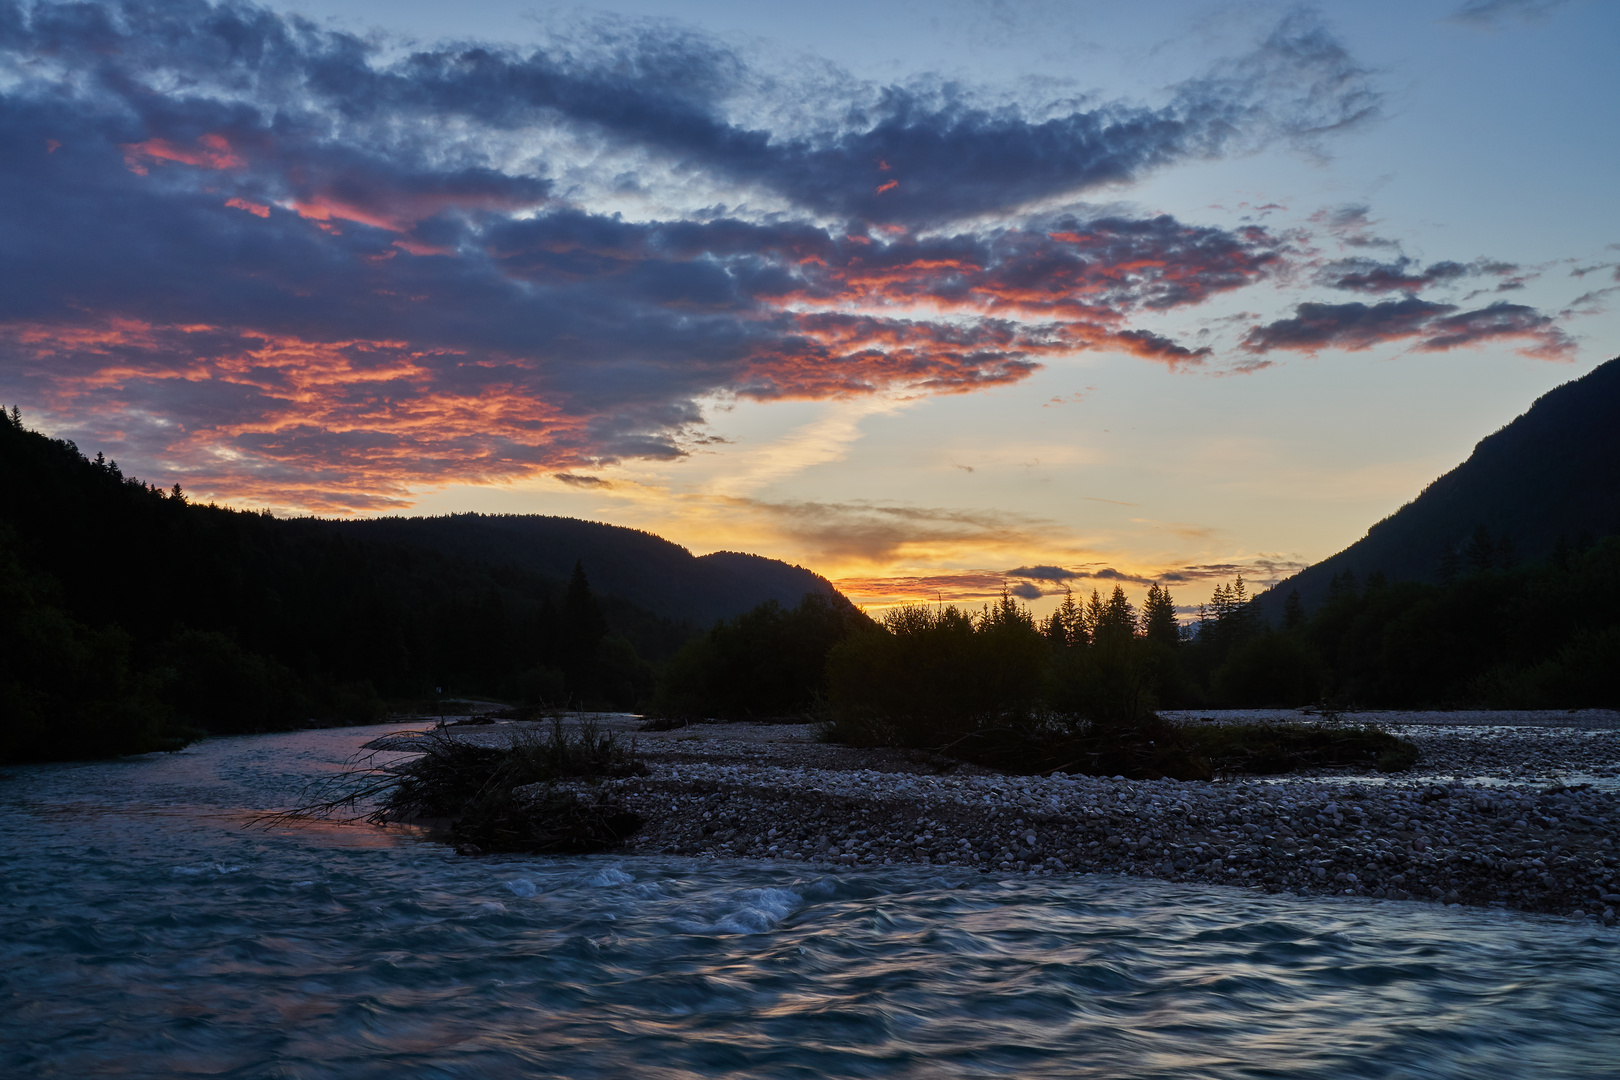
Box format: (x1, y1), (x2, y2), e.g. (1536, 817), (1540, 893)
(3, 724), (1617, 1078)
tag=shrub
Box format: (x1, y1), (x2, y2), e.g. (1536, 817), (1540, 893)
(1181, 721), (1420, 776)
(285, 717), (648, 855)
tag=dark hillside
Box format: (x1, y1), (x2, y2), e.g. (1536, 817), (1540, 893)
(2, 413), (846, 759)
(328, 514), (840, 628)
(1259, 354), (1620, 618)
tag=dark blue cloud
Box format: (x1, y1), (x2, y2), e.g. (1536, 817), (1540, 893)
(4, 0), (1545, 511)
(0, 0), (1380, 227)
(1005, 565), (1075, 582)
(1317, 256), (1520, 293)
(1449, 0), (1572, 27)
(1242, 298), (1574, 358)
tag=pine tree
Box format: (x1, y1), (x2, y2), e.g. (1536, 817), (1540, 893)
(1328, 569), (1358, 602)
(1141, 584), (1179, 647)
(1464, 525), (1495, 575)
(1043, 588), (1085, 648)
(1437, 544), (1460, 585)
(1083, 589), (1105, 644)
(559, 560), (609, 698)
(1497, 534), (1516, 569)
(981, 588), (1034, 632)
(1095, 585), (1136, 645)
(1282, 589), (1305, 632)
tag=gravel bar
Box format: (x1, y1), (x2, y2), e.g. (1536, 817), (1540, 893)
(372, 709), (1620, 925)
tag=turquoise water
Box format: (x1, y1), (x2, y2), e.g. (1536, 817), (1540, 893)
(3, 726), (1618, 1079)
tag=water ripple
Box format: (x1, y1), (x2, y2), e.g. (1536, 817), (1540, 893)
(3, 726), (1618, 1078)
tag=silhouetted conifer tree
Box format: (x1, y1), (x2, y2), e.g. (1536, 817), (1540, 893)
(1042, 588), (1086, 648)
(1282, 589), (1305, 632)
(1141, 583), (1179, 647)
(1096, 585), (1136, 645)
(560, 560), (608, 697)
(1438, 544), (1460, 585)
(1083, 589), (1105, 644)
(1328, 569), (1358, 601)
(1465, 525), (1495, 575)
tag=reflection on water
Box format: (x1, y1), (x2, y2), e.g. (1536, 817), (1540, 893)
(3, 726), (1619, 1079)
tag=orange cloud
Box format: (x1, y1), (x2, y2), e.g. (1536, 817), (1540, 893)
(121, 133), (243, 175)
(225, 197), (270, 218)
(3, 316), (594, 511)
(832, 571), (1013, 607)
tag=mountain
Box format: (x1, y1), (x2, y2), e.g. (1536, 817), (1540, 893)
(1259, 354), (1620, 617)
(323, 514), (840, 629)
(0, 413), (847, 759)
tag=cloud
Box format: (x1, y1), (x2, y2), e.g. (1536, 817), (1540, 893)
(0, 0), (1554, 514)
(1005, 565), (1077, 582)
(830, 571), (1019, 606)
(0, 0), (1322, 508)
(1310, 203), (1399, 249)
(730, 497), (1058, 563)
(1241, 298), (1576, 359)
(1449, 0), (1571, 27)
(1316, 256), (1517, 293)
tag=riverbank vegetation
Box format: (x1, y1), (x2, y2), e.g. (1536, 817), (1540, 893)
(278, 717), (647, 855)
(3, 403), (1614, 768)
(652, 540), (1615, 778)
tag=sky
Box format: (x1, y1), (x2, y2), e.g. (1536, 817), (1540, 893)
(2, 0), (1617, 614)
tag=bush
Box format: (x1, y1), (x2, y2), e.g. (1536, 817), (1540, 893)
(287, 717), (648, 855)
(1181, 721), (1419, 776)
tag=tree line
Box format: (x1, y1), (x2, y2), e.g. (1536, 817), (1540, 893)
(0, 409), (670, 762)
(6, 398), (1614, 766)
(654, 538), (1620, 752)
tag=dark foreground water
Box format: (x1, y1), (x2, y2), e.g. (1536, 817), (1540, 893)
(4, 727), (1618, 1079)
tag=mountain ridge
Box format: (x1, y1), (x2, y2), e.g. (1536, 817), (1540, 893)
(1257, 353), (1620, 617)
(322, 512), (842, 629)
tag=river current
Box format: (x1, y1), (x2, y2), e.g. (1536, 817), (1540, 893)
(3, 725), (1618, 1078)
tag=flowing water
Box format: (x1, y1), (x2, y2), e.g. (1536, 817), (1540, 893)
(3, 725), (1618, 1079)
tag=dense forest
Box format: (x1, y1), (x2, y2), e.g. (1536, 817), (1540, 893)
(655, 541), (1619, 768)
(6, 389), (1616, 768)
(326, 515), (839, 630)
(0, 409), (695, 761)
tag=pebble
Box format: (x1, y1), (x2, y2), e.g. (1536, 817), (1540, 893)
(394, 709), (1620, 923)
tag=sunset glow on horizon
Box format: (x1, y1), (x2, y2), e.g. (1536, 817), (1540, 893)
(3, 0), (1616, 613)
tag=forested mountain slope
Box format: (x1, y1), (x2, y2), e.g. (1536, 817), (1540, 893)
(327, 514), (839, 628)
(1259, 354), (1620, 618)
(0, 412), (842, 760)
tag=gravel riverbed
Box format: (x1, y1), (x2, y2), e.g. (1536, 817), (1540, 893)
(371, 709), (1620, 924)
